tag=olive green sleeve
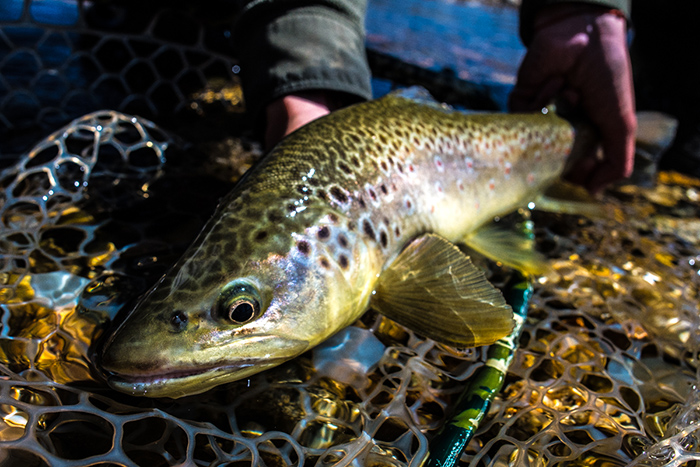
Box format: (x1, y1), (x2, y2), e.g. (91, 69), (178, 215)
(232, 0), (372, 125)
(519, 0), (631, 45)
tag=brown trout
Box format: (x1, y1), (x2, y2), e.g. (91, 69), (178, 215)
(100, 90), (575, 398)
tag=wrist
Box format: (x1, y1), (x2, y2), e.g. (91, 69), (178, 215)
(265, 91), (340, 149)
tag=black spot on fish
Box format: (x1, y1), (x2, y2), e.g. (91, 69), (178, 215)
(339, 254), (349, 269)
(338, 162), (353, 175)
(338, 234), (348, 248)
(394, 226), (401, 238)
(387, 156), (394, 166)
(347, 221), (356, 231)
(363, 219), (375, 240)
(320, 257), (330, 269)
(396, 162), (404, 173)
(351, 156), (361, 167)
(380, 184), (388, 195)
(297, 241), (311, 255)
(330, 186), (348, 203)
(380, 161), (388, 171)
(255, 231), (268, 241)
(318, 226), (330, 240)
(287, 203), (296, 213)
(380, 230), (388, 248)
(268, 210), (283, 222)
(317, 189), (328, 201)
(358, 197), (366, 209)
(328, 213), (339, 223)
(405, 199), (412, 209)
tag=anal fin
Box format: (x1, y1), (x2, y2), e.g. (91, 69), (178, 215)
(533, 180), (607, 219)
(371, 234), (513, 348)
(463, 221), (550, 276)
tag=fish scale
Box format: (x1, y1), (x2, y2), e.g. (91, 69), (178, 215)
(100, 92), (575, 398)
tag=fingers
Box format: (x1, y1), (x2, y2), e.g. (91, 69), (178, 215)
(571, 13), (636, 193)
(512, 5), (636, 194)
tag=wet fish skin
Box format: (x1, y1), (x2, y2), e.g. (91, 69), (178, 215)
(100, 92), (574, 398)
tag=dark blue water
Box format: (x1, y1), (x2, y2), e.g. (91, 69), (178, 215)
(366, 0), (524, 108)
(0, 0), (525, 147)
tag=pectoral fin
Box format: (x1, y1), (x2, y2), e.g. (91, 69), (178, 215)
(463, 222), (550, 276)
(371, 234), (513, 347)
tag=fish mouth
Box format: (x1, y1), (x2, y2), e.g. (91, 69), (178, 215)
(101, 335), (310, 398)
(105, 359), (282, 398)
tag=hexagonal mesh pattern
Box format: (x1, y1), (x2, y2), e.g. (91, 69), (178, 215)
(0, 0), (243, 160)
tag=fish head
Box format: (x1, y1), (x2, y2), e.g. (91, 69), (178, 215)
(100, 209), (373, 398)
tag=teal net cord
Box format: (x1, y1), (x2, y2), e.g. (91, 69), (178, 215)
(425, 274), (532, 467)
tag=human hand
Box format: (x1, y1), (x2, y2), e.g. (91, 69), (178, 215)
(509, 4), (636, 194)
(265, 91), (343, 150)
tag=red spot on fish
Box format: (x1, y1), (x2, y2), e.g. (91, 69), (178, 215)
(458, 181), (464, 191)
(504, 163), (512, 176)
(527, 173), (536, 184)
(430, 205), (435, 213)
(408, 164), (415, 173)
(488, 179), (495, 190)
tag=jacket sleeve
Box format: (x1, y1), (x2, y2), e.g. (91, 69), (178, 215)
(519, 0), (631, 45)
(233, 0), (372, 124)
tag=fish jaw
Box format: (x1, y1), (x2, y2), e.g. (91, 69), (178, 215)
(102, 334), (309, 398)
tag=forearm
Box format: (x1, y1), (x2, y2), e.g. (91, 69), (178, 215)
(233, 0), (372, 126)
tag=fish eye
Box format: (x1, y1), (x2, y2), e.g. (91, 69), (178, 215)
(218, 282), (262, 325)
